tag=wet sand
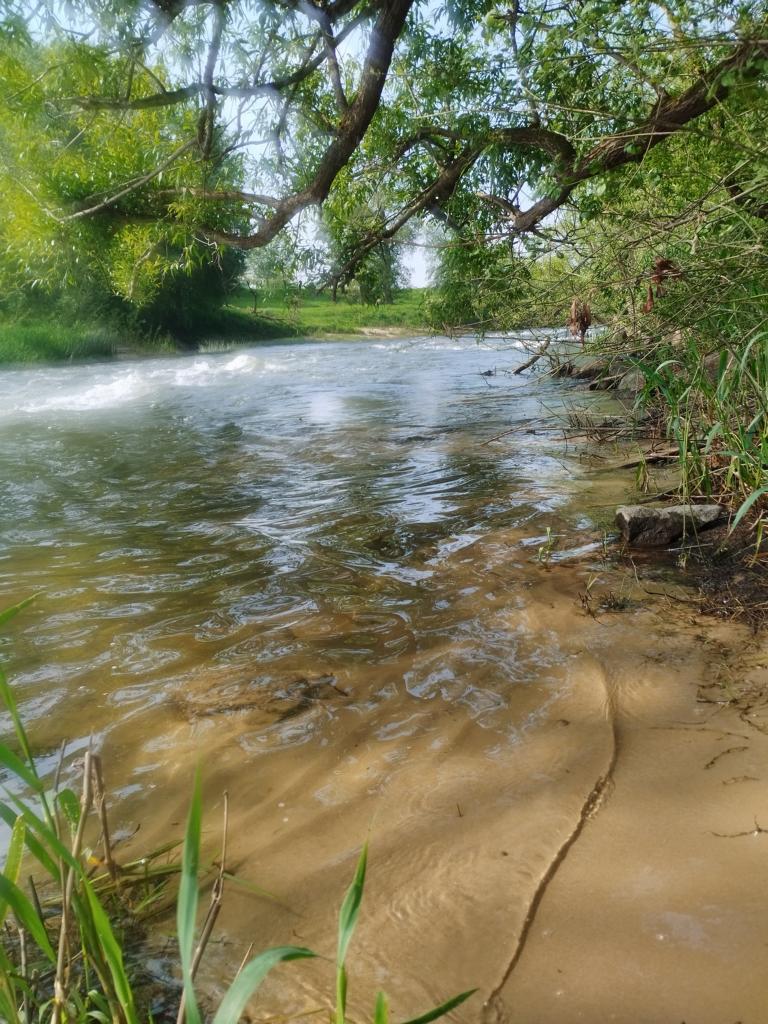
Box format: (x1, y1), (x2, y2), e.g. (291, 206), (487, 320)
(125, 535), (768, 1024)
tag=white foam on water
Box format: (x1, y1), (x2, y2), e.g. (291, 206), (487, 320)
(169, 359), (213, 386)
(17, 370), (148, 413)
(222, 353), (257, 372)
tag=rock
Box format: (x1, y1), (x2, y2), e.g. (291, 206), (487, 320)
(570, 357), (610, 380)
(702, 351), (722, 380)
(617, 369), (645, 392)
(615, 503), (725, 547)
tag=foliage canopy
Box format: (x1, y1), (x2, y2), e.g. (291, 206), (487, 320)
(1, 0), (766, 303)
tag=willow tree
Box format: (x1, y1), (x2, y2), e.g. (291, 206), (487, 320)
(0, 0), (766, 294)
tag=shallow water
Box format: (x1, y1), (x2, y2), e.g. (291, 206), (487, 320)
(0, 335), (605, 771)
(2, 335), (767, 1024)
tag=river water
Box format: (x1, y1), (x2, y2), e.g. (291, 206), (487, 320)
(0, 335), (603, 771)
(1, 336), (767, 1024)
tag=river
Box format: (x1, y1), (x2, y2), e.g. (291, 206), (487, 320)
(1, 335), (767, 1024)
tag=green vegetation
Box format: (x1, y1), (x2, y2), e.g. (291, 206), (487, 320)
(226, 287), (428, 338)
(0, 289), (428, 364)
(0, 0), (765, 488)
(0, 598), (474, 1023)
(0, 323), (122, 363)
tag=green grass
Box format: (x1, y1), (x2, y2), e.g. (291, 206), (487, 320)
(225, 287), (430, 337)
(0, 322), (123, 364)
(0, 289), (430, 364)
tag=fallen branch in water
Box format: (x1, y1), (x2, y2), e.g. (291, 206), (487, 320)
(614, 447), (683, 468)
(513, 338), (551, 374)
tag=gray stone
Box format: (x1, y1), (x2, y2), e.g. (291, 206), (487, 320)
(615, 503), (725, 547)
(617, 369), (645, 392)
(570, 358), (610, 380)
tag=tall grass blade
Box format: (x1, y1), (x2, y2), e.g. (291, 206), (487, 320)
(177, 768), (203, 1024)
(212, 946), (316, 1024)
(0, 667), (37, 772)
(83, 877), (139, 1024)
(2, 794), (80, 873)
(0, 596), (38, 630)
(0, 816), (25, 927)
(397, 988), (477, 1024)
(0, 873), (55, 961)
(0, 800), (59, 879)
(0, 744), (43, 794)
(730, 486), (768, 532)
(374, 991), (390, 1024)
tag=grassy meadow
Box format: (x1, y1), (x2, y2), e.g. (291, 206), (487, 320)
(224, 286), (429, 337)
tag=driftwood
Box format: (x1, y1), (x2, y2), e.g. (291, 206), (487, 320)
(615, 441), (705, 469)
(513, 337), (551, 374)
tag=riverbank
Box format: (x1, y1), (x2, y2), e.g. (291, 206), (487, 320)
(0, 289), (430, 364)
(536, 335), (768, 622)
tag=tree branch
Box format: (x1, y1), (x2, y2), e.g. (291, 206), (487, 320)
(69, 8), (373, 112)
(196, 0), (415, 249)
(505, 34), (768, 234)
(63, 139), (197, 220)
(310, 34), (768, 280)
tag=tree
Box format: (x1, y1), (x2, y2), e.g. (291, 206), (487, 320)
(0, 0), (766, 288)
(0, 30), (247, 331)
(321, 194), (408, 302)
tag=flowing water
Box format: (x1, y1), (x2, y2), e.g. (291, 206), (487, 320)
(1, 335), (768, 1024)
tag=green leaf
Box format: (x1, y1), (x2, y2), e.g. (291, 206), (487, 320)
(83, 877), (139, 1024)
(375, 990), (390, 1024)
(0, 742), (43, 794)
(336, 842), (368, 1024)
(398, 989), (478, 1024)
(0, 666), (36, 770)
(0, 872), (54, 961)
(337, 843), (367, 969)
(177, 767), (203, 1024)
(56, 788), (81, 832)
(337, 964), (348, 1024)
(212, 946), (316, 1024)
(0, 800), (59, 879)
(730, 487), (768, 532)
(0, 816), (25, 927)
(0, 595), (38, 629)
(2, 793), (80, 873)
